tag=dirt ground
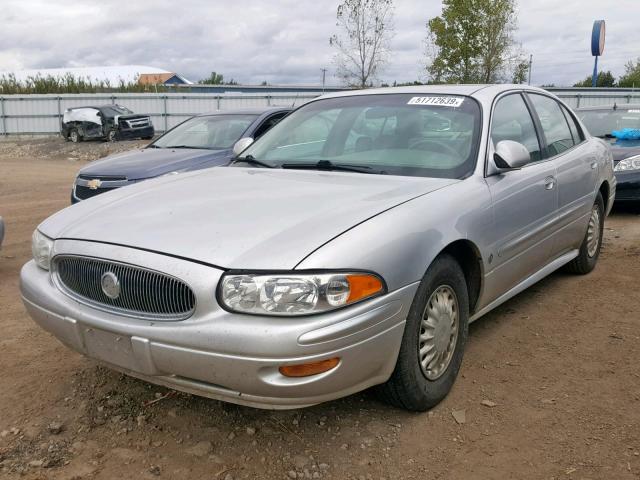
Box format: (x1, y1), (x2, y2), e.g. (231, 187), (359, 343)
(1, 137), (639, 480)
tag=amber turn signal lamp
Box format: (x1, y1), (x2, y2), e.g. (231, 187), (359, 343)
(346, 274), (384, 303)
(279, 357), (340, 378)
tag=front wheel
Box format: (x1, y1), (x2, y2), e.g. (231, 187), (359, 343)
(564, 192), (604, 275)
(376, 254), (469, 411)
(106, 130), (117, 142)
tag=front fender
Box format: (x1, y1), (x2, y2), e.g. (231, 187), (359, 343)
(295, 177), (493, 293)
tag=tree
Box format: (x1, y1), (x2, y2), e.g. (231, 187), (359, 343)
(425, 0), (525, 84)
(198, 72), (238, 85)
(618, 58), (640, 88)
(573, 71), (616, 87)
(512, 61), (528, 84)
(330, 0), (394, 88)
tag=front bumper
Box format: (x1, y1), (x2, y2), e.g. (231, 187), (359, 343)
(20, 240), (417, 409)
(614, 170), (640, 202)
(116, 125), (154, 140)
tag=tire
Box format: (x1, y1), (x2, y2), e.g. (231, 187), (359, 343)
(106, 130), (117, 142)
(69, 129), (82, 143)
(376, 254), (469, 411)
(564, 192), (604, 275)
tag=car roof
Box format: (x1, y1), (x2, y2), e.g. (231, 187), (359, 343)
(576, 104), (640, 111)
(317, 84), (550, 100)
(196, 106), (292, 117)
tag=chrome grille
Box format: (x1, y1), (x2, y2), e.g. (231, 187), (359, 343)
(122, 117), (151, 129)
(53, 256), (195, 320)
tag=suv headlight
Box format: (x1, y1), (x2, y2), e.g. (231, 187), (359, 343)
(614, 155), (640, 172)
(218, 272), (385, 316)
(31, 229), (53, 270)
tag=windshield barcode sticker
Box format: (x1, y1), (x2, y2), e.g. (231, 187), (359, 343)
(407, 96), (463, 107)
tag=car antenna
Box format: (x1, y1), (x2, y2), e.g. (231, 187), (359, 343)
(291, 93), (299, 108)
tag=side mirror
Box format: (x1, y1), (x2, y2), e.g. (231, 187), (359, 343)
(232, 137), (254, 156)
(493, 140), (530, 170)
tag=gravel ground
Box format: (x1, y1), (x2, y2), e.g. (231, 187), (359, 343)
(1, 138), (639, 480)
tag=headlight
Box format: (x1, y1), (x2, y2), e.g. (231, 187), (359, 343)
(218, 272), (385, 316)
(614, 155), (640, 172)
(31, 229), (53, 270)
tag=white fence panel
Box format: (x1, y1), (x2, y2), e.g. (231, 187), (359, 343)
(0, 92), (318, 135)
(2, 89), (639, 136)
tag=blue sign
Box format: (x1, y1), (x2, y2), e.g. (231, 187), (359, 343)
(591, 20), (606, 57)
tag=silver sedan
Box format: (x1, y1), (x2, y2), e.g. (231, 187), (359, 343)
(21, 85), (615, 411)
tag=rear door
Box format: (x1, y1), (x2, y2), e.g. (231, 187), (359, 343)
(483, 92), (559, 304)
(526, 93), (596, 255)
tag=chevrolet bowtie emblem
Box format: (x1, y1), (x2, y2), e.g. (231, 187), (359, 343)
(87, 179), (102, 190)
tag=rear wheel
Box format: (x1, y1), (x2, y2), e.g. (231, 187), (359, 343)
(69, 129), (82, 143)
(377, 254), (469, 411)
(565, 192), (604, 274)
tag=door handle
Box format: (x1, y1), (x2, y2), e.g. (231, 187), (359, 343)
(544, 176), (556, 190)
(590, 161), (598, 170)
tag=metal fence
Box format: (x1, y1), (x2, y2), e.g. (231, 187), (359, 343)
(547, 88), (640, 109)
(1, 88), (640, 136)
(0, 92), (319, 135)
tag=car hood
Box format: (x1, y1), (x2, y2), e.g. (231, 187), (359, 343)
(604, 138), (640, 162)
(40, 168), (458, 269)
(78, 148), (233, 180)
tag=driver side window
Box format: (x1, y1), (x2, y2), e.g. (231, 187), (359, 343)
(491, 93), (542, 162)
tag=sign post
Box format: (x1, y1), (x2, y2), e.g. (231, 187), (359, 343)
(591, 20), (606, 87)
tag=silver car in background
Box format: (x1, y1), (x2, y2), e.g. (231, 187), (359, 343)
(21, 85), (615, 411)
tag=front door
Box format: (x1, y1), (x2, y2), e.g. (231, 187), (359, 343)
(482, 92), (559, 305)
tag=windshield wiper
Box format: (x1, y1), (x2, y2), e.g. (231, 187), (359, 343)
(280, 160), (386, 174)
(147, 144), (162, 148)
(163, 145), (206, 149)
(233, 155), (275, 168)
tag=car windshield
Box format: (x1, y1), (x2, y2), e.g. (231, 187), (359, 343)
(238, 94), (481, 178)
(152, 114), (257, 150)
(577, 108), (640, 137)
(101, 105), (133, 116)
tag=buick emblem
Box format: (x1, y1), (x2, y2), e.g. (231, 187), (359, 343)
(101, 271), (121, 299)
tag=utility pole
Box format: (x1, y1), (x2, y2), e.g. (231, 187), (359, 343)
(321, 68), (327, 93)
(527, 54), (533, 85)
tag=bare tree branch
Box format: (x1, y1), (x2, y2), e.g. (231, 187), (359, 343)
(330, 0), (395, 88)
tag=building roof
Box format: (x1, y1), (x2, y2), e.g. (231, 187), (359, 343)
(0, 65), (193, 85)
(138, 72), (189, 85)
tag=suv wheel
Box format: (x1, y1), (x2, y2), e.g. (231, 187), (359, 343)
(376, 254), (469, 411)
(69, 129), (82, 143)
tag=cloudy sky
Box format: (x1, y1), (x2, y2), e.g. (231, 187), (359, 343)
(1, 0), (638, 87)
